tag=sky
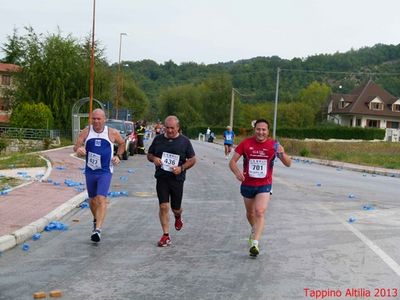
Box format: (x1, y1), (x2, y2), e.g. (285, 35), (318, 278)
(1, 0), (400, 65)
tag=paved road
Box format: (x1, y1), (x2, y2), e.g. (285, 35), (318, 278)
(0, 141), (399, 300)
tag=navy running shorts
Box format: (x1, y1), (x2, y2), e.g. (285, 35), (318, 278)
(240, 184), (272, 198)
(85, 173), (112, 198)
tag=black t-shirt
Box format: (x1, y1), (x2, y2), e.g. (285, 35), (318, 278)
(148, 134), (195, 181)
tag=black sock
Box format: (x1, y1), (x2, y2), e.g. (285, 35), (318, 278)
(163, 233), (169, 236)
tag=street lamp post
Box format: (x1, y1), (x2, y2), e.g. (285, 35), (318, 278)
(115, 32), (127, 119)
(88, 0), (96, 125)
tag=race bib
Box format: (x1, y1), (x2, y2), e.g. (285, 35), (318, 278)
(248, 159), (267, 178)
(161, 152), (180, 172)
(226, 133), (233, 141)
(87, 151), (102, 170)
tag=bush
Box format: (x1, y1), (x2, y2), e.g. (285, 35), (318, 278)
(276, 127), (385, 140)
(0, 138), (7, 153)
(10, 102), (54, 129)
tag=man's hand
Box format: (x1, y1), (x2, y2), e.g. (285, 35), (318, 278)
(76, 146), (86, 157)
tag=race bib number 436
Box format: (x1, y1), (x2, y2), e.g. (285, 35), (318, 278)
(248, 159), (267, 178)
(161, 152), (180, 172)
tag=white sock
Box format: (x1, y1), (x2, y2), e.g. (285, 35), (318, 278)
(252, 240), (259, 247)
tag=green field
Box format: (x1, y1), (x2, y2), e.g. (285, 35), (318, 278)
(281, 138), (400, 170)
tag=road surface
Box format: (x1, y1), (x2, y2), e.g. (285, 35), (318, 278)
(0, 140), (399, 300)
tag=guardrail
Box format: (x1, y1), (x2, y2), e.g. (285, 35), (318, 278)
(0, 127), (60, 140)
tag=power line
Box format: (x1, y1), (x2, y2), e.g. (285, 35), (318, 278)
(280, 68), (400, 76)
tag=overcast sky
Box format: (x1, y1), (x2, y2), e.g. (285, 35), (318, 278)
(1, 0), (400, 65)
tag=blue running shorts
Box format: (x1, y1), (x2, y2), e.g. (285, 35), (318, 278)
(240, 184), (272, 198)
(85, 173), (112, 198)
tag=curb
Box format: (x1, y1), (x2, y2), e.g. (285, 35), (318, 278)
(0, 191), (88, 252)
(292, 156), (400, 178)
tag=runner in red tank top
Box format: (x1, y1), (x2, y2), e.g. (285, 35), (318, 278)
(229, 119), (291, 257)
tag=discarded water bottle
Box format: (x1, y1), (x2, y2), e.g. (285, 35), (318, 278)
(362, 204), (374, 211)
(316, 182), (322, 187)
(0, 190), (8, 196)
(22, 243), (30, 251)
(32, 233), (41, 241)
(121, 191), (128, 196)
(80, 202), (89, 209)
(120, 176), (128, 181)
(53, 182), (60, 186)
(348, 217), (356, 223)
(128, 169), (135, 173)
(348, 193), (355, 199)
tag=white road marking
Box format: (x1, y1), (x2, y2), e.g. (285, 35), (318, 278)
(319, 203), (400, 277)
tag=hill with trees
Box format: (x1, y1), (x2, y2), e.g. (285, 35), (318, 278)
(2, 26), (400, 133)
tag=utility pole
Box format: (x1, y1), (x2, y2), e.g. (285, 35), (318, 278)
(272, 67), (280, 139)
(230, 88), (235, 128)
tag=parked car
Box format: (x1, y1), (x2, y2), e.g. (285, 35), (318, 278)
(105, 119), (129, 160)
(124, 120), (138, 156)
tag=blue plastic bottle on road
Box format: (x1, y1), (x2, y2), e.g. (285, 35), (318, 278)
(22, 243), (30, 251)
(32, 233), (41, 241)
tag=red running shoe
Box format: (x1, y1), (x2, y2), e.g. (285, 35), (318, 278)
(175, 215), (183, 231)
(158, 235), (171, 247)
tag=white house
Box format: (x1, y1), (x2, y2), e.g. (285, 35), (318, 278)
(327, 80), (400, 141)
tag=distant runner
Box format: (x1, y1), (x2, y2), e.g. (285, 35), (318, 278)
(223, 125), (235, 159)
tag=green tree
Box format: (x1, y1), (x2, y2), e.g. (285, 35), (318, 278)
(10, 102), (54, 129)
(278, 102), (315, 128)
(3, 27), (111, 130)
(121, 75), (149, 120)
(298, 81), (331, 124)
(158, 84), (203, 128)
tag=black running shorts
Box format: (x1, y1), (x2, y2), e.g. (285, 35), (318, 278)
(156, 177), (184, 210)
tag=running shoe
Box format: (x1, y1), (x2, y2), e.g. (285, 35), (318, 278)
(158, 235), (171, 247)
(175, 215), (183, 231)
(248, 228), (255, 247)
(91, 229), (101, 243)
(249, 244), (259, 257)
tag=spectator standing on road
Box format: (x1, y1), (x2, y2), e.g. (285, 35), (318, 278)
(206, 127), (211, 141)
(229, 119), (291, 257)
(147, 115), (196, 247)
(223, 125), (235, 159)
(73, 108), (125, 243)
(136, 120), (146, 154)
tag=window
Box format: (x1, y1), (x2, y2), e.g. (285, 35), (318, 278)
(370, 102), (383, 110)
(1, 75), (11, 86)
(392, 104), (400, 112)
(387, 121), (399, 129)
(367, 119), (380, 128)
(356, 119), (362, 126)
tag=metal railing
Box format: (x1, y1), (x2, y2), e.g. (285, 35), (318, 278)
(0, 127), (60, 140)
